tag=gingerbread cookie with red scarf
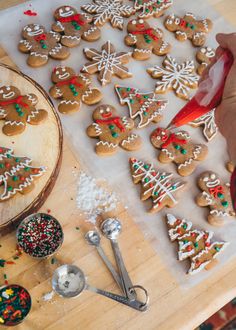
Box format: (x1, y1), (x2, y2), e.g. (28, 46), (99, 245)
(51, 6), (101, 48)
(150, 128), (208, 176)
(164, 13), (213, 47)
(196, 171), (236, 226)
(87, 104), (142, 156)
(0, 85), (47, 136)
(18, 23), (70, 67)
(125, 18), (171, 60)
(49, 66), (102, 114)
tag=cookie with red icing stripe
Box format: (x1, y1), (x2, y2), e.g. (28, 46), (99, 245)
(150, 128), (208, 176)
(125, 18), (171, 60)
(49, 66), (102, 114)
(164, 13), (213, 47)
(51, 6), (101, 48)
(87, 104), (142, 156)
(196, 171), (236, 226)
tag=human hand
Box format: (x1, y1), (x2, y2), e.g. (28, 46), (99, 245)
(214, 33), (236, 164)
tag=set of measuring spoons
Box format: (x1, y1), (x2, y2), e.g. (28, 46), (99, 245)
(52, 218), (149, 312)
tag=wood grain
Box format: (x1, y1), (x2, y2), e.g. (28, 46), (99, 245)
(0, 63), (63, 234)
(0, 1), (236, 330)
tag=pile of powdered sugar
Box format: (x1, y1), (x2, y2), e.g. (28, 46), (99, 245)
(76, 171), (119, 224)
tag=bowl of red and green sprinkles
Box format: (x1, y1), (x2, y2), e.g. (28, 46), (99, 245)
(16, 213), (64, 259)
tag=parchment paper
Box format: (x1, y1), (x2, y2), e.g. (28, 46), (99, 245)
(0, 0), (235, 288)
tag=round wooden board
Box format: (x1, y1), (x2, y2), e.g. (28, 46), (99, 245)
(0, 64), (63, 235)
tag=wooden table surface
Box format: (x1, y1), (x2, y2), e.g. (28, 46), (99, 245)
(0, 1), (236, 329)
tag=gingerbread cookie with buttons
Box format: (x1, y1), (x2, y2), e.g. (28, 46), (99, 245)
(150, 128), (208, 176)
(87, 104), (142, 156)
(133, 0), (173, 19)
(51, 6), (101, 48)
(196, 171), (235, 226)
(164, 13), (213, 47)
(18, 23), (70, 67)
(124, 18), (171, 60)
(196, 46), (215, 75)
(49, 66), (102, 114)
(0, 85), (47, 136)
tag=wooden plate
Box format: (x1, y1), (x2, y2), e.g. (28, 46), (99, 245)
(0, 63), (63, 235)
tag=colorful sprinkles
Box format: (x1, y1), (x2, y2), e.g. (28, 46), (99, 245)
(0, 284), (31, 326)
(16, 213), (63, 258)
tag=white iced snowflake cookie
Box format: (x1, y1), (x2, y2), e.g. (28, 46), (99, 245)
(147, 55), (199, 100)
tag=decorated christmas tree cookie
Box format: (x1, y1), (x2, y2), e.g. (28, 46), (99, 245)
(147, 56), (199, 100)
(130, 158), (186, 213)
(166, 214), (229, 275)
(115, 85), (168, 128)
(133, 0), (173, 19)
(196, 171), (235, 226)
(0, 147), (46, 201)
(191, 109), (218, 142)
(150, 128), (208, 176)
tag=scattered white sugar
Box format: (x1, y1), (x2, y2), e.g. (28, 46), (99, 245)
(42, 290), (54, 301)
(76, 171), (119, 224)
(58, 273), (83, 294)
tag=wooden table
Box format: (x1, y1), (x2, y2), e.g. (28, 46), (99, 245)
(0, 1), (236, 329)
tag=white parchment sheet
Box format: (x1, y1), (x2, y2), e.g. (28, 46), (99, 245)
(0, 0), (235, 288)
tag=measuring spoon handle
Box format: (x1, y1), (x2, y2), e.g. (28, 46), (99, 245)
(111, 240), (136, 301)
(87, 285), (147, 312)
(96, 245), (123, 291)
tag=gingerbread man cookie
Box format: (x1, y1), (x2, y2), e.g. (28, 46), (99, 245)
(147, 56), (199, 100)
(51, 6), (101, 48)
(133, 0), (173, 19)
(164, 13), (213, 47)
(196, 46), (215, 75)
(124, 18), (171, 60)
(130, 158), (186, 213)
(196, 171), (236, 226)
(0, 86), (47, 136)
(81, 41), (132, 86)
(49, 66), (102, 114)
(18, 23), (70, 67)
(150, 128), (208, 176)
(87, 105), (142, 156)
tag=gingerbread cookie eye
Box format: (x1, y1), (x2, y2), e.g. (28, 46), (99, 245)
(203, 177), (209, 182)
(99, 109), (104, 114)
(6, 86), (11, 91)
(25, 26), (32, 32)
(138, 19), (144, 24)
(55, 70), (60, 75)
(65, 6), (71, 11)
(0, 89), (3, 94)
(210, 174), (216, 180)
(132, 20), (137, 25)
(34, 25), (40, 30)
(175, 17), (180, 25)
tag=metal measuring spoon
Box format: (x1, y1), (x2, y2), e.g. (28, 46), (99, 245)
(85, 230), (123, 291)
(52, 265), (148, 312)
(100, 218), (136, 301)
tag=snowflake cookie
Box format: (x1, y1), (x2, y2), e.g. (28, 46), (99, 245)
(164, 13), (213, 47)
(125, 18), (171, 60)
(18, 24), (70, 67)
(115, 85), (168, 128)
(0, 85), (48, 136)
(191, 109), (218, 142)
(87, 104), (142, 156)
(81, 41), (132, 86)
(196, 171), (236, 226)
(0, 146), (46, 201)
(196, 46), (216, 76)
(81, 0), (134, 30)
(49, 66), (102, 114)
(133, 0), (173, 19)
(51, 6), (101, 48)
(147, 55), (199, 100)
(130, 158), (186, 213)
(166, 214), (229, 275)
(150, 128), (208, 176)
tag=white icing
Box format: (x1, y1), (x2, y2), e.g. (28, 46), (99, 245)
(162, 148), (174, 160)
(82, 0), (134, 29)
(148, 55), (199, 99)
(134, 49), (152, 54)
(134, 0), (173, 18)
(60, 100), (79, 105)
(27, 109), (39, 122)
(30, 52), (48, 59)
(210, 209), (229, 217)
(56, 21), (65, 31)
(176, 31), (187, 39)
(26, 94), (37, 105)
(122, 116), (131, 128)
(49, 43), (62, 55)
(4, 120), (24, 126)
(62, 35), (81, 41)
(49, 30), (60, 41)
(178, 145), (202, 169)
(202, 191), (213, 205)
(19, 40), (32, 50)
(96, 140), (117, 148)
(84, 26), (99, 36)
(191, 109), (218, 141)
(92, 123), (102, 136)
(121, 134), (138, 146)
(82, 88), (93, 101)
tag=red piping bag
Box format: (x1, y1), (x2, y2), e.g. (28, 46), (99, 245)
(166, 49), (236, 211)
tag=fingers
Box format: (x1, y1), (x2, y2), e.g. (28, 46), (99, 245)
(216, 33), (236, 58)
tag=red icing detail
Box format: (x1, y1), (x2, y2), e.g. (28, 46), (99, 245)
(161, 133), (187, 149)
(205, 242), (211, 247)
(131, 28), (159, 41)
(209, 185), (224, 198)
(187, 245), (192, 252)
(95, 117), (125, 132)
(176, 219), (181, 225)
(23, 10), (37, 16)
(102, 112), (112, 118)
(34, 34), (46, 42)
(56, 76), (83, 88)
(0, 96), (29, 108)
(58, 14), (85, 26)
